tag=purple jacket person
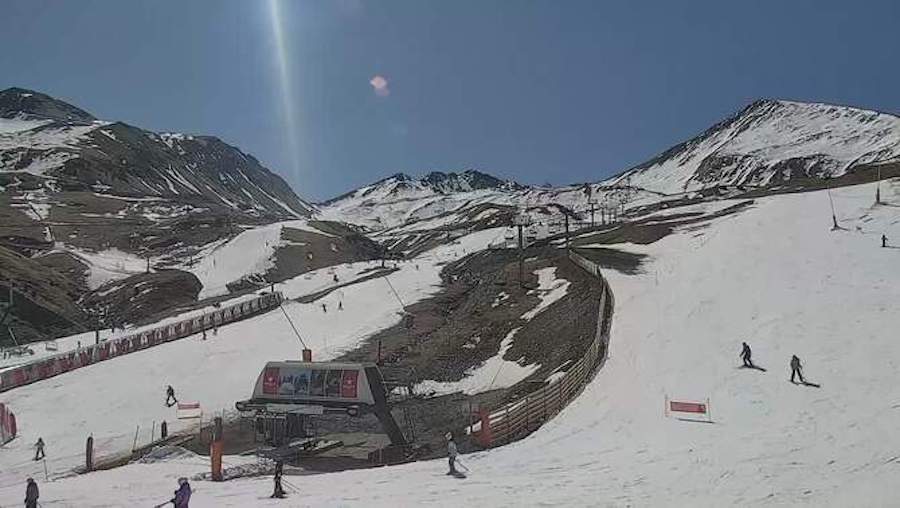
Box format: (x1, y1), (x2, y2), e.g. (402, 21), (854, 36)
(171, 478), (191, 507)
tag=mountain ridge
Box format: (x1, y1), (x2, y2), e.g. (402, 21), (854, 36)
(0, 87), (313, 218)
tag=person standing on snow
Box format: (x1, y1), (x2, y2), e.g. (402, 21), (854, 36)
(170, 477), (191, 507)
(166, 385), (178, 407)
(24, 478), (39, 508)
(740, 342), (754, 368)
(33, 438), (45, 461)
(446, 432), (459, 475)
(270, 460), (286, 499)
(790, 355), (805, 383)
(883, 234), (888, 248)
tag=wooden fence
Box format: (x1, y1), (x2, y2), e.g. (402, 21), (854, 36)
(0, 292), (284, 394)
(473, 250), (614, 446)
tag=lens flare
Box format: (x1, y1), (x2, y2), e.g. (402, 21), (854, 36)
(267, 0), (303, 186)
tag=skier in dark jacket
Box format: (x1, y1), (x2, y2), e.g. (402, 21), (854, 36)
(883, 234), (888, 248)
(790, 355), (805, 383)
(446, 432), (459, 475)
(270, 460), (286, 498)
(171, 477), (191, 507)
(25, 478), (39, 508)
(166, 385), (178, 407)
(740, 342), (754, 368)
(33, 438), (45, 461)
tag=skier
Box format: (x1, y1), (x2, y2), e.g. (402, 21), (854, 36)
(24, 478), (39, 508)
(33, 438), (45, 461)
(790, 355), (805, 384)
(321, 303), (327, 314)
(170, 477), (191, 507)
(338, 301), (343, 311)
(883, 234), (888, 248)
(446, 432), (459, 476)
(166, 385), (178, 407)
(333, 274), (339, 283)
(270, 460), (286, 499)
(740, 342), (754, 368)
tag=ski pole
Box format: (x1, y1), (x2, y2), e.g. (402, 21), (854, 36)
(455, 459), (470, 472)
(281, 477), (301, 493)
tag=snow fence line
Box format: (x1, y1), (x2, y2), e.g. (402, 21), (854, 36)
(471, 249), (614, 447)
(0, 292), (285, 394)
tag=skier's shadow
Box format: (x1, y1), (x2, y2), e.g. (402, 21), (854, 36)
(790, 380), (821, 388)
(738, 365), (767, 372)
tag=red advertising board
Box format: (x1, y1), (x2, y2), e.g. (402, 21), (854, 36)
(341, 370), (359, 398)
(262, 367), (280, 395)
(669, 401), (707, 414)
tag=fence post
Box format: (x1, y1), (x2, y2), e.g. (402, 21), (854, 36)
(86, 435), (94, 472)
(132, 425), (140, 453)
(211, 416), (224, 481)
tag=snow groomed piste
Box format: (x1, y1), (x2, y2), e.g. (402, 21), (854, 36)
(0, 292), (284, 393)
(0, 181), (899, 506)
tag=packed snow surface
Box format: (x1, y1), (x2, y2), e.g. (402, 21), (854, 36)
(520, 267), (571, 320)
(2, 182), (900, 505)
(0, 227), (505, 491)
(189, 220), (336, 298)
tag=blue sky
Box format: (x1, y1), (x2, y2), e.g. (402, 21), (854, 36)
(2, 0), (898, 200)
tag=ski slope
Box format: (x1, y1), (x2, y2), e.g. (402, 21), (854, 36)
(3, 182), (900, 506)
(0, 227), (505, 491)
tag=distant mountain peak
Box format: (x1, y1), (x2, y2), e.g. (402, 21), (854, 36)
(0, 87), (96, 123)
(611, 98), (900, 194)
(0, 87), (313, 219)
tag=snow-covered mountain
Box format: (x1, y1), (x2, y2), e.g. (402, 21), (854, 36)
(0, 87), (313, 217)
(319, 170), (526, 229)
(610, 99), (900, 194)
(324, 99), (900, 232)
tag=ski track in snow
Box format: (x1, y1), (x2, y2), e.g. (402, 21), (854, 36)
(1, 183), (900, 505)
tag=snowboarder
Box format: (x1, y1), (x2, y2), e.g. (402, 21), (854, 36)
(333, 274), (339, 283)
(270, 460), (286, 499)
(790, 355), (805, 384)
(33, 438), (45, 461)
(883, 234), (888, 248)
(446, 432), (459, 476)
(740, 342), (754, 368)
(166, 385), (178, 407)
(169, 477), (191, 507)
(24, 478), (39, 508)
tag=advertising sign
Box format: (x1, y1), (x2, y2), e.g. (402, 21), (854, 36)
(254, 362), (373, 405)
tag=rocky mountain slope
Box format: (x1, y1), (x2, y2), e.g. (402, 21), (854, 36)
(609, 99), (900, 194)
(0, 87), (322, 344)
(0, 87), (313, 217)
